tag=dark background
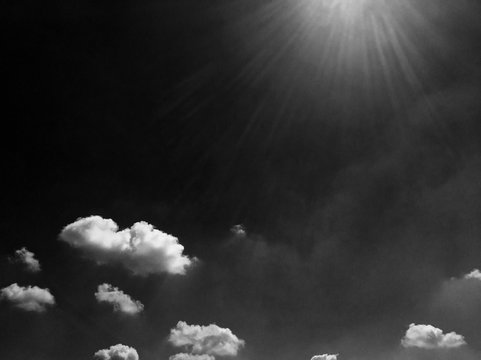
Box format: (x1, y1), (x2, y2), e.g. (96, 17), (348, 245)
(1, 0), (481, 359)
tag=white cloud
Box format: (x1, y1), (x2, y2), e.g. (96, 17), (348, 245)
(401, 323), (466, 349)
(311, 355), (338, 360)
(0, 283), (55, 312)
(95, 283), (144, 315)
(93, 344), (139, 360)
(464, 269), (481, 280)
(11, 247), (41, 272)
(59, 216), (194, 275)
(230, 224), (246, 237)
(169, 354), (215, 360)
(169, 321), (245, 357)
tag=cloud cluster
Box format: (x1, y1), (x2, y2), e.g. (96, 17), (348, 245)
(401, 323), (466, 349)
(11, 247), (41, 272)
(95, 283), (144, 315)
(169, 354), (215, 360)
(93, 344), (139, 360)
(311, 355), (338, 360)
(0, 283), (55, 312)
(169, 321), (245, 357)
(59, 216), (194, 275)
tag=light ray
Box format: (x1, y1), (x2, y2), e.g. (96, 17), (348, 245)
(222, 0), (471, 145)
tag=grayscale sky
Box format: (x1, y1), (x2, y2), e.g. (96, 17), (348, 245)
(2, 1), (481, 359)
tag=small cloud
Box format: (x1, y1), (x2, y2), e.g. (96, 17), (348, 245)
(230, 224), (246, 237)
(11, 247), (41, 272)
(401, 323), (466, 349)
(95, 283), (144, 315)
(311, 355), (338, 360)
(169, 354), (215, 360)
(0, 283), (55, 312)
(59, 216), (194, 276)
(169, 321), (245, 357)
(463, 269), (481, 280)
(93, 344), (139, 360)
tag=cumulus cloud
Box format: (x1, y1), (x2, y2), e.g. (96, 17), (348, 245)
(311, 355), (338, 360)
(464, 269), (481, 280)
(169, 354), (215, 360)
(0, 283), (55, 312)
(169, 321), (245, 357)
(93, 344), (139, 360)
(230, 224), (246, 237)
(11, 247), (41, 272)
(59, 216), (194, 275)
(95, 283), (144, 315)
(401, 324), (466, 349)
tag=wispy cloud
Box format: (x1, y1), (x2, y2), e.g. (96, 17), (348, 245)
(0, 283), (55, 312)
(95, 283), (144, 315)
(11, 247), (41, 272)
(59, 216), (194, 275)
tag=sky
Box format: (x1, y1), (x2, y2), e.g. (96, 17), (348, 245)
(1, 0), (481, 359)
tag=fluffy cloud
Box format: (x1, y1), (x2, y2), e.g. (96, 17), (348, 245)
(0, 283), (55, 312)
(311, 355), (338, 360)
(169, 354), (215, 360)
(401, 324), (466, 349)
(11, 247), (41, 272)
(230, 224), (246, 237)
(464, 269), (481, 280)
(169, 321), (245, 357)
(95, 283), (144, 314)
(93, 344), (139, 360)
(59, 216), (194, 275)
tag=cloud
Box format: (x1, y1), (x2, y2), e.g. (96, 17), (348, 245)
(463, 269), (481, 280)
(401, 324), (466, 349)
(0, 283), (55, 312)
(169, 321), (245, 357)
(169, 354), (215, 360)
(311, 355), (338, 360)
(93, 344), (139, 360)
(95, 283), (144, 315)
(11, 247), (41, 272)
(59, 216), (194, 275)
(230, 224), (246, 237)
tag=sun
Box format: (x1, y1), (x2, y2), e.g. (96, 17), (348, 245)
(283, 0), (434, 112)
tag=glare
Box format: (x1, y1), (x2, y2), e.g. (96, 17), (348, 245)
(287, 0), (436, 111)
(300, 0), (395, 37)
(316, 0), (387, 22)
(228, 0), (452, 132)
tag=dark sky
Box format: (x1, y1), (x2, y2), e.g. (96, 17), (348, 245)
(1, 0), (481, 359)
